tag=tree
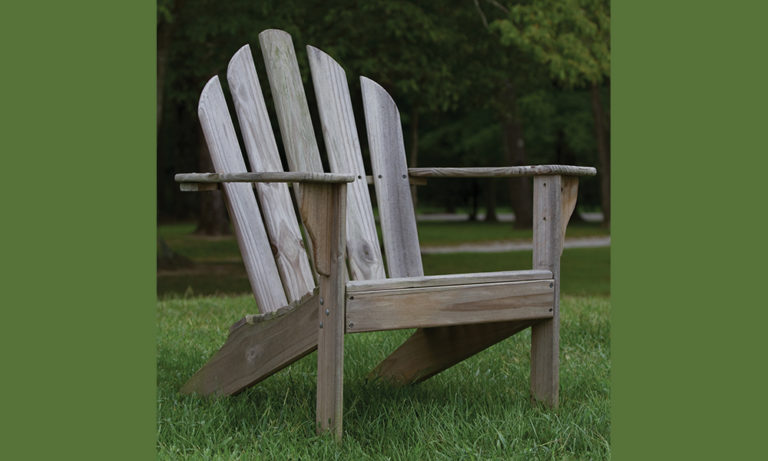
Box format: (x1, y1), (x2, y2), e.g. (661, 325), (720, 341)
(305, 1), (480, 207)
(490, 0), (611, 226)
(469, 1), (553, 228)
(156, 0), (604, 227)
(157, 0), (296, 234)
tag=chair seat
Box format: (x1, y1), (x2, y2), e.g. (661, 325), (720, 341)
(346, 269), (552, 292)
(345, 269), (555, 333)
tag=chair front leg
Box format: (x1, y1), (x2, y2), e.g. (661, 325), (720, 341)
(530, 175), (568, 407)
(300, 183), (348, 440)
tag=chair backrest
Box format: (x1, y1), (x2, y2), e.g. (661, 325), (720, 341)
(197, 29), (423, 313)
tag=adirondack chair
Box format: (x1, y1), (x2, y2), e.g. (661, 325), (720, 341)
(174, 29), (596, 440)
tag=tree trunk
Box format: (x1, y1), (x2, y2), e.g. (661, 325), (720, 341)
(408, 109), (419, 209)
(468, 180), (479, 221)
(195, 133), (231, 236)
(484, 179), (498, 222)
(502, 129), (532, 229)
(156, 0), (186, 131)
(157, 18), (171, 131)
(591, 83), (610, 228)
(556, 128), (583, 223)
(500, 82), (532, 229)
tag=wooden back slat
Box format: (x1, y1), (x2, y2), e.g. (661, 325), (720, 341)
(227, 45), (315, 301)
(307, 46), (386, 281)
(258, 29), (323, 174)
(360, 77), (424, 278)
(197, 76), (288, 312)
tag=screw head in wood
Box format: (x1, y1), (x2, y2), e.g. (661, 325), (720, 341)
(319, 321), (323, 328)
(319, 297), (324, 305)
(348, 322), (354, 328)
(550, 282), (553, 288)
(325, 309), (330, 316)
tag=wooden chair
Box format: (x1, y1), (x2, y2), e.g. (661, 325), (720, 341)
(175, 29), (596, 440)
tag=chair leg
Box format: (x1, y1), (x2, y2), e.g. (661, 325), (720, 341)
(316, 296), (344, 439)
(301, 183), (347, 440)
(180, 291), (320, 397)
(369, 321), (534, 385)
(530, 175), (564, 408)
(530, 318), (559, 407)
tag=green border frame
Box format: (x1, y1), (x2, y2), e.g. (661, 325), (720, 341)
(613, 1), (767, 459)
(3, 0), (767, 458)
(2, 2), (155, 458)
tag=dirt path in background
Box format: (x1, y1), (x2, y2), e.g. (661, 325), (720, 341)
(417, 211), (604, 222)
(421, 236), (610, 254)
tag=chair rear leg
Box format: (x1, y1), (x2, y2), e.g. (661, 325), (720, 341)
(369, 320), (535, 385)
(180, 291), (320, 397)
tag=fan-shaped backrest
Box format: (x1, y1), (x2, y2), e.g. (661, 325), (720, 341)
(197, 29), (424, 312)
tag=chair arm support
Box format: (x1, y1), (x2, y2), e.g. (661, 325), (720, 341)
(176, 171), (355, 184)
(407, 165), (596, 179)
(175, 172), (355, 191)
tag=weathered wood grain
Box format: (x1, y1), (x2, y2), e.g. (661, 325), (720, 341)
(259, 30), (323, 175)
(346, 279), (554, 333)
(530, 175), (563, 407)
(181, 290), (320, 396)
(308, 46), (386, 281)
(227, 44), (315, 302)
(368, 320), (536, 385)
(366, 175), (427, 186)
(560, 176), (579, 254)
(300, 183), (347, 439)
(175, 172), (354, 184)
(197, 76), (287, 313)
(408, 165), (597, 178)
(346, 269), (552, 293)
(360, 77), (423, 278)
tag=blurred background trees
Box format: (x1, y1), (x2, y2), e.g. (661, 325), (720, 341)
(157, 0), (609, 233)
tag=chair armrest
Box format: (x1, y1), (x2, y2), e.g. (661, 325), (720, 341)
(175, 172), (355, 191)
(407, 165), (596, 179)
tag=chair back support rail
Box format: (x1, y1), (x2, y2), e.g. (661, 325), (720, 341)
(175, 28), (596, 440)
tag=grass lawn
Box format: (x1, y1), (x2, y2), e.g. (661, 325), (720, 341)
(417, 221), (609, 246)
(157, 221), (610, 459)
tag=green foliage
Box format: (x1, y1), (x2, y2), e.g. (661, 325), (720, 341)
(308, 1), (479, 112)
(157, 0), (607, 219)
(156, 0), (176, 24)
(492, 0), (610, 87)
